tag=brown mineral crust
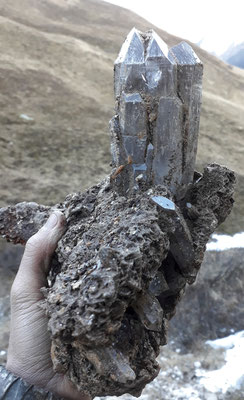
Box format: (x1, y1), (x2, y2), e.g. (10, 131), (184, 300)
(46, 180), (171, 348)
(65, 315), (163, 397)
(0, 164), (236, 398)
(40, 180), (173, 397)
(182, 163), (236, 277)
(154, 164), (236, 319)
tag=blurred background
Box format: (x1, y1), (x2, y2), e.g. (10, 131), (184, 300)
(0, 0), (243, 398)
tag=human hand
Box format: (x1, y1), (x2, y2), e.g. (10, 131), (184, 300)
(6, 211), (90, 400)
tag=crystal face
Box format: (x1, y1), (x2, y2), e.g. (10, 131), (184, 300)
(132, 292), (164, 332)
(151, 196), (176, 211)
(110, 28), (203, 199)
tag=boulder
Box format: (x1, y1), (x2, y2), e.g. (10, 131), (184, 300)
(169, 248), (244, 347)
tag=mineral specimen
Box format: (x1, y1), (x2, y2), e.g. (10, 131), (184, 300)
(0, 29), (235, 398)
(111, 28), (203, 199)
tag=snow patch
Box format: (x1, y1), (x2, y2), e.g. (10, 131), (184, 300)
(207, 232), (244, 251)
(198, 331), (244, 393)
(172, 386), (201, 399)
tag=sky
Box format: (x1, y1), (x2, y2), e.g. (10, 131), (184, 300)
(103, 0), (243, 55)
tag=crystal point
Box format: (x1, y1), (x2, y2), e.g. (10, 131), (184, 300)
(146, 31), (172, 63)
(86, 347), (136, 384)
(132, 291), (164, 332)
(149, 271), (169, 296)
(170, 41), (202, 65)
(115, 28), (144, 65)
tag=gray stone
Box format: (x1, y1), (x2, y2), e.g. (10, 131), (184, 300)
(169, 247), (244, 348)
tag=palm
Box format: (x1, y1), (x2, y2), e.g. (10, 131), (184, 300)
(6, 213), (89, 400)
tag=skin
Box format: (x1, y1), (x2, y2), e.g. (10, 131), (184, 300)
(6, 211), (90, 400)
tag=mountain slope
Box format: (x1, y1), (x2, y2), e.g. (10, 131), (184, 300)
(221, 42), (244, 69)
(0, 0), (243, 232)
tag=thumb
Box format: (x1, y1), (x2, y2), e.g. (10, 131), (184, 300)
(11, 211), (66, 303)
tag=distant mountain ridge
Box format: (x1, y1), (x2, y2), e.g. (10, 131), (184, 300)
(197, 38), (244, 69)
(221, 42), (244, 69)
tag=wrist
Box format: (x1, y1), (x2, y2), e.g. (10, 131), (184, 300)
(6, 357), (55, 393)
(0, 365), (60, 399)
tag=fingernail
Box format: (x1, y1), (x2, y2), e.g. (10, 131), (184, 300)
(45, 213), (58, 229)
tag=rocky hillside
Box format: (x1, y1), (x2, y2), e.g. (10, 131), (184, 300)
(0, 0), (243, 232)
(169, 248), (244, 348)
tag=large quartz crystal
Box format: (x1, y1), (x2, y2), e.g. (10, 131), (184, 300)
(111, 28), (203, 199)
(0, 29), (235, 398)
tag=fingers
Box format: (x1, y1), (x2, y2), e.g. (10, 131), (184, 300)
(48, 374), (92, 400)
(23, 211), (66, 272)
(11, 211), (66, 303)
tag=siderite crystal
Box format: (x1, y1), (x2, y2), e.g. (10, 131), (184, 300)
(111, 28), (203, 199)
(0, 29), (235, 398)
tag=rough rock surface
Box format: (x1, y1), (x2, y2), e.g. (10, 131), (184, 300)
(0, 163), (235, 397)
(96, 333), (244, 400)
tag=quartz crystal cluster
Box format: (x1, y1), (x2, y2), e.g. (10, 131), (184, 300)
(0, 29), (235, 398)
(111, 28), (203, 199)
